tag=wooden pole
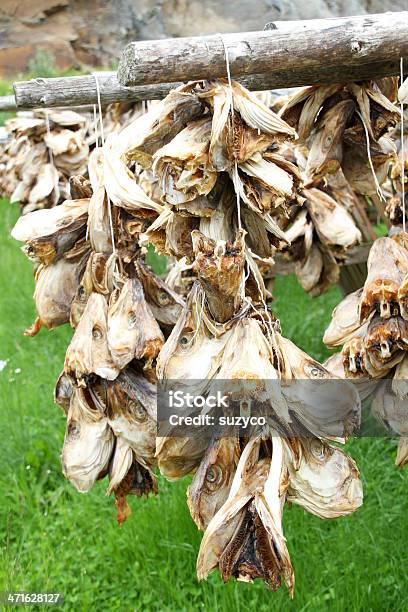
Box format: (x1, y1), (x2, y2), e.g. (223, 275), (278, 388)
(13, 73), (176, 110)
(0, 95), (16, 112)
(118, 12), (408, 87)
(13, 60), (407, 111)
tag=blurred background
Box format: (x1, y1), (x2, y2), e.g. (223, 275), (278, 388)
(0, 0), (406, 77)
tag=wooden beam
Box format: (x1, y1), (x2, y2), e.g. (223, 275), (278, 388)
(118, 12), (408, 87)
(0, 95), (16, 112)
(13, 59), (407, 111)
(13, 72), (177, 110)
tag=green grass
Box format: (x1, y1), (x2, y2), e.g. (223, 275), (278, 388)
(0, 201), (407, 611)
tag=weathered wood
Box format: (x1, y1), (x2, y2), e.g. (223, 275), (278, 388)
(0, 95), (16, 112)
(13, 72), (177, 110)
(118, 12), (408, 87)
(13, 60), (407, 110)
(338, 262), (368, 295)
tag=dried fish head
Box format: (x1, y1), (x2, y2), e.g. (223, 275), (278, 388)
(360, 238), (408, 322)
(156, 435), (209, 481)
(26, 252), (88, 336)
(105, 369), (157, 466)
(285, 438), (363, 518)
(197, 436), (294, 595)
(372, 381), (408, 451)
(61, 387), (114, 493)
(295, 244), (323, 294)
(365, 317), (407, 370)
(11, 198), (89, 265)
(65, 292), (119, 385)
(342, 334), (367, 378)
(122, 82), (205, 167)
(70, 252), (116, 329)
(192, 229), (246, 323)
(238, 151), (302, 215)
(278, 335), (360, 438)
(153, 118), (217, 205)
(157, 283), (231, 388)
(107, 278), (164, 369)
(69, 175), (92, 199)
(304, 188), (362, 251)
(305, 99), (355, 183)
(187, 437), (241, 530)
(324, 288), (363, 348)
(134, 260), (185, 327)
(279, 84), (341, 140)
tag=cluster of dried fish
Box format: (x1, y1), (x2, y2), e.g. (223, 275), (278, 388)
(324, 234), (408, 465)
(274, 80), (402, 294)
(10, 140), (186, 522)
(0, 102), (149, 215)
(278, 176), (363, 295)
(110, 79), (364, 594)
(279, 80), (399, 190)
(10, 78), (365, 596)
(0, 110), (89, 213)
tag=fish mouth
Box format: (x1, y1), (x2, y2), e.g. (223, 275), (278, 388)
(218, 501), (283, 591)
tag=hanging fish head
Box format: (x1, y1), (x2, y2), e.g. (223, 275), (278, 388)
(192, 229), (246, 323)
(107, 278), (164, 369)
(187, 437), (240, 530)
(65, 292), (120, 386)
(61, 386), (114, 493)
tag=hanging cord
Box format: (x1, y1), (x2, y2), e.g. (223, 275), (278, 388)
(356, 109), (386, 202)
(86, 104), (100, 243)
(93, 72), (116, 253)
(45, 110), (54, 166)
(401, 57), (406, 233)
(93, 104), (99, 148)
(219, 35), (242, 231)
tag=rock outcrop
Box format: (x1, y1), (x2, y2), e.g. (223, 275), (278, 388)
(0, 0), (404, 76)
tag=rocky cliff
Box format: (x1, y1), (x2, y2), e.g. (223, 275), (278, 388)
(0, 0), (404, 76)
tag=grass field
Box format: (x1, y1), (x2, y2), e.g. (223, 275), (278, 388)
(0, 201), (407, 611)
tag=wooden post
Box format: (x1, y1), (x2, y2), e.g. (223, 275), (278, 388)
(118, 12), (408, 87)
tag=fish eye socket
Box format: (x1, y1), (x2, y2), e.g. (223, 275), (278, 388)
(92, 326), (103, 340)
(205, 464), (223, 489)
(304, 363), (325, 378)
(179, 335), (190, 347)
(78, 286), (87, 301)
(67, 421), (80, 440)
(157, 290), (171, 306)
(310, 439), (325, 460)
(128, 312), (138, 327)
(129, 400), (146, 421)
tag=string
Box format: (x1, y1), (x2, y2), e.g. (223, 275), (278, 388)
(86, 104), (100, 242)
(45, 110), (54, 166)
(93, 72), (116, 253)
(401, 57), (406, 232)
(93, 104), (99, 148)
(219, 35), (242, 232)
(356, 109), (385, 202)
